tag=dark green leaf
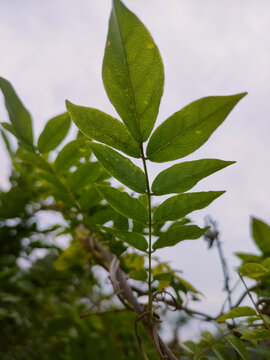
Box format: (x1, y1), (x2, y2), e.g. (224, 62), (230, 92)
(217, 307), (257, 322)
(1, 129), (13, 156)
(54, 139), (91, 171)
(38, 171), (67, 193)
(68, 162), (103, 191)
(241, 329), (270, 341)
(212, 345), (231, 360)
(252, 217), (270, 255)
(91, 143), (146, 193)
(129, 269), (147, 281)
(238, 262), (269, 279)
(78, 186), (102, 211)
(96, 185), (148, 224)
(66, 101), (141, 157)
(226, 335), (248, 360)
(37, 113), (71, 153)
(152, 159), (235, 195)
(0, 77), (33, 146)
(16, 148), (53, 173)
(153, 225), (209, 250)
(99, 226), (148, 251)
(102, 0), (164, 142)
(153, 191), (225, 224)
(147, 93), (247, 162)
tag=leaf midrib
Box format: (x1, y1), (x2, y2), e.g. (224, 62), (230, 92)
(112, 4), (142, 141)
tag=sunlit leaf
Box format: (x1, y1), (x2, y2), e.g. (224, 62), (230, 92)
(102, 0), (164, 142)
(239, 262), (269, 279)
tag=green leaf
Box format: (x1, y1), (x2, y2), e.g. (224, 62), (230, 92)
(16, 148), (53, 173)
(235, 252), (262, 263)
(91, 143), (146, 193)
(0, 122), (18, 137)
(102, 0), (164, 142)
(38, 171), (67, 193)
(96, 185), (148, 224)
(0, 77), (33, 146)
(54, 139), (91, 171)
(129, 269), (147, 281)
(252, 217), (270, 255)
(152, 159), (235, 195)
(68, 162), (103, 191)
(78, 186), (102, 211)
(99, 226), (148, 252)
(54, 241), (91, 271)
(147, 93), (247, 162)
(66, 101), (141, 158)
(226, 335), (248, 360)
(153, 191), (225, 224)
(262, 257), (270, 270)
(241, 329), (270, 341)
(153, 225), (209, 250)
(37, 112), (71, 153)
(212, 345), (231, 360)
(174, 275), (200, 294)
(239, 263), (269, 279)
(217, 307), (257, 322)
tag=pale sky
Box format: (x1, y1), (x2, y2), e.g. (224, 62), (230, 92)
(1, 0), (270, 339)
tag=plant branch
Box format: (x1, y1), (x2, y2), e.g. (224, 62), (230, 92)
(81, 229), (178, 360)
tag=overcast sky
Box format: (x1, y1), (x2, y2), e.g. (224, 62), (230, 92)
(1, 0), (270, 339)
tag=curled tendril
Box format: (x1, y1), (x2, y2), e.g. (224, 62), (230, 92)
(153, 290), (178, 312)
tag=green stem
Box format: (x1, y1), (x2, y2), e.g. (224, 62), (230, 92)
(140, 144), (153, 312)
